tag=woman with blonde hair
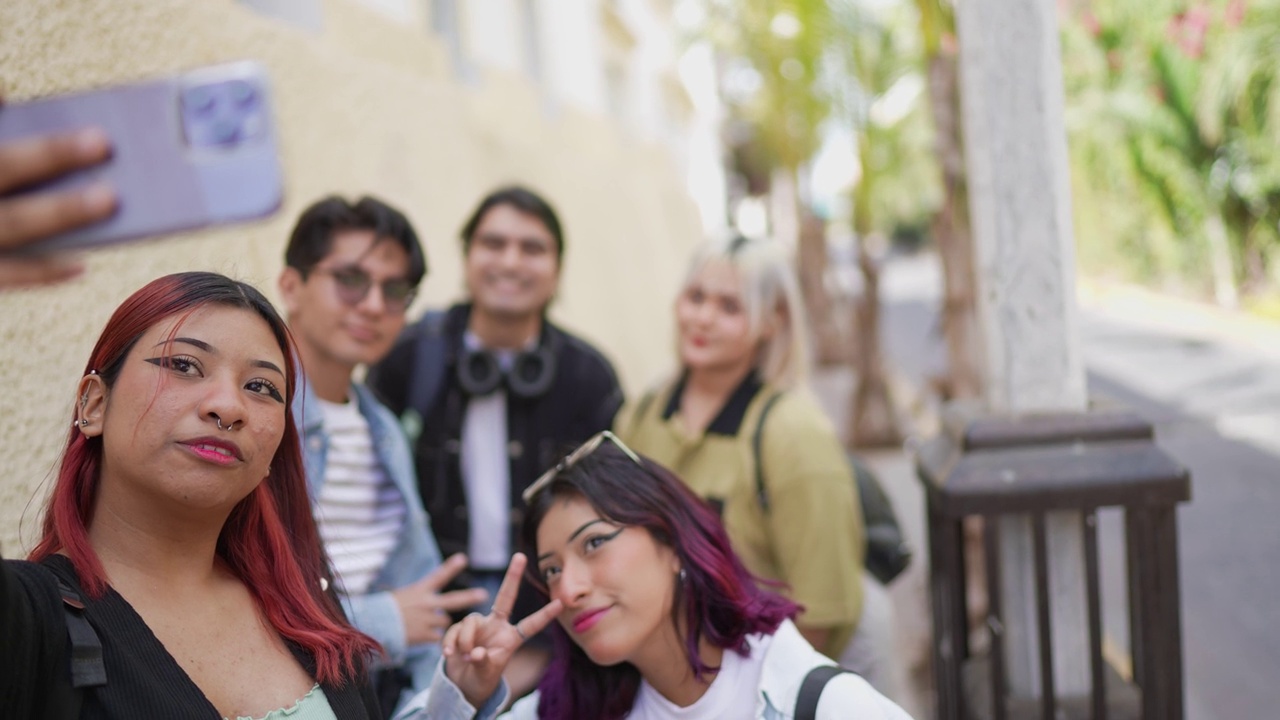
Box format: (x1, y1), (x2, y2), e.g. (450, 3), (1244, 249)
(615, 234), (898, 695)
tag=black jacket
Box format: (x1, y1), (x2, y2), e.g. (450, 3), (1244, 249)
(0, 554), (381, 719)
(367, 304), (623, 615)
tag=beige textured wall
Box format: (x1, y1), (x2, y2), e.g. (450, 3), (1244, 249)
(0, 0), (701, 553)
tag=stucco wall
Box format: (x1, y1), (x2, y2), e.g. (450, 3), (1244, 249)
(0, 0), (702, 553)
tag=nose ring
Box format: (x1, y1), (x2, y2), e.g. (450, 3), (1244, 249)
(215, 417), (238, 432)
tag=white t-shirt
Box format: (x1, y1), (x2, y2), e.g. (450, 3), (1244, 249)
(628, 633), (771, 720)
(313, 396), (406, 595)
(460, 332), (515, 570)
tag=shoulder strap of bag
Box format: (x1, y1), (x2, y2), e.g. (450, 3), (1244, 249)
(751, 391), (785, 512)
(794, 665), (851, 720)
(40, 567), (108, 719)
(56, 578), (107, 691)
(406, 311), (449, 421)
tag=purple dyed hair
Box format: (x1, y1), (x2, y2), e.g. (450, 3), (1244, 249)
(521, 444), (801, 720)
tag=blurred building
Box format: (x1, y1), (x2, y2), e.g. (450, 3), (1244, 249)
(0, 0), (725, 552)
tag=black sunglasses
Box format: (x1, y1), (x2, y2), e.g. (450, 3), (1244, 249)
(312, 265), (417, 315)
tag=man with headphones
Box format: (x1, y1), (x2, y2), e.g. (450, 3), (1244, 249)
(367, 185), (623, 697)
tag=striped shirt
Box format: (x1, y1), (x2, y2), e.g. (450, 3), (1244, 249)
(313, 396), (406, 596)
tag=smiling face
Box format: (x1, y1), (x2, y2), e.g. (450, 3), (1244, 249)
(89, 304), (289, 514)
(280, 229), (415, 374)
(535, 495), (682, 669)
(464, 203), (560, 322)
(675, 260), (763, 377)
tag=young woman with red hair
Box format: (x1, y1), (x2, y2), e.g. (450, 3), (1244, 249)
(1, 272), (382, 718)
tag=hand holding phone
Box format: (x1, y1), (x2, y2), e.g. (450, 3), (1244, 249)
(0, 125), (117, 288)
(0, 61), (283, 272)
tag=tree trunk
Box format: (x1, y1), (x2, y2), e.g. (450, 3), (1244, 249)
(926, 49), (984, 401)
(850, 240), (903, 447)
(801, 213), (851, 365)
(780, 168), (843, 365)
(1205, 211), (1239, 308)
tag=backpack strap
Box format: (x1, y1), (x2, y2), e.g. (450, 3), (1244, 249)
(406, 311), (449, 420)
(794, 665), (851, 720)
(56, 578), (107, 691)
(751, 391), (785, 511)
(394, 311), (449, 445)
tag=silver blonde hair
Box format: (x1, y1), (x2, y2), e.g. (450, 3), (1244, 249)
(680, 235), (811, 389)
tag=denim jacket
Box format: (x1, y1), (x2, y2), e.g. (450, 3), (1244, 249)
(395, 620), (913, 720)
(293, 376), (444, 700)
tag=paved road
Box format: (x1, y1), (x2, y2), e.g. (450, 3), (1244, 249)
(876, 252), (1280, 718)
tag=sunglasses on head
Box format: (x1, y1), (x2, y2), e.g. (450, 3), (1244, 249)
(522, 430), (642, 504)
(312, 265), (417, 315)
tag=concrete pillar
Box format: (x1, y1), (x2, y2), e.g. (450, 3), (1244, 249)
(954, 0), (1090, 699)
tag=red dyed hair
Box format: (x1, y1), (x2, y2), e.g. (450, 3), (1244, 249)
(29, 272), (378, 685)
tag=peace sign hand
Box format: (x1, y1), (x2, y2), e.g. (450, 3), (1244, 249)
(441, 553), (563, 709)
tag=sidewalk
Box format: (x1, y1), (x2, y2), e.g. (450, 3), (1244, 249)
(825, 272), (1280, 720)
(1079, 279), (1280, 362)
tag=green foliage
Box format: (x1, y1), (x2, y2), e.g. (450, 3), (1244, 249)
(1064, 0), (1280, 295)
(817, 1), (939, 234)
(704, 0), (834, 172)
(701, 0), (941, 236)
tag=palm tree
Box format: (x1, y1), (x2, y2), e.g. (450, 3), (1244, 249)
(828, 1), (941, 445)
(911, 0), (984, 401)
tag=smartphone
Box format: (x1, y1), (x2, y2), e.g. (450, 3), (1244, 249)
(0, 61), (284, 255)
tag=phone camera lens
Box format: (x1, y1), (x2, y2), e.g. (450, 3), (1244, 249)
(229, 81), (258, 108)
(210, 118), (241, 145)
(183, 87), (217, 116)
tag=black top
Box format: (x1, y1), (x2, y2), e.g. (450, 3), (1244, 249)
(660, 370), (764, 435)
(367, 303), (623, 620)
(0, 554), (380, 719)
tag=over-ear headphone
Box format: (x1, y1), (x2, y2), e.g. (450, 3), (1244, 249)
(456, 340), (558, 399)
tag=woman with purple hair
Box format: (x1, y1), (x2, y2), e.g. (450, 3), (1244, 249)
(397, 433), (911, 719)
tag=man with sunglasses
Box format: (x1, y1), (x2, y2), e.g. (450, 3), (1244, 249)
(367, 186), (624, 698)
(279, 196), (488, 716)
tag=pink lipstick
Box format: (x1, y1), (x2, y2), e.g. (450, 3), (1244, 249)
(572, 607), (610, 633)
(181, 437), (243, 466)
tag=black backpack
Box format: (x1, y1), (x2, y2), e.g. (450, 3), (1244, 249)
(752, 392), (912, 586)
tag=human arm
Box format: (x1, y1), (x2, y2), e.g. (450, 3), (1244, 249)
(440, 554), (562, 710)
(0, 558), (75, 716)
(759, 395), (865, 655)
(391, 553), (490, 646)
(0, 126), (116, 288)
(341, 553), (489, 666)
(390, 662), (543, 720)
